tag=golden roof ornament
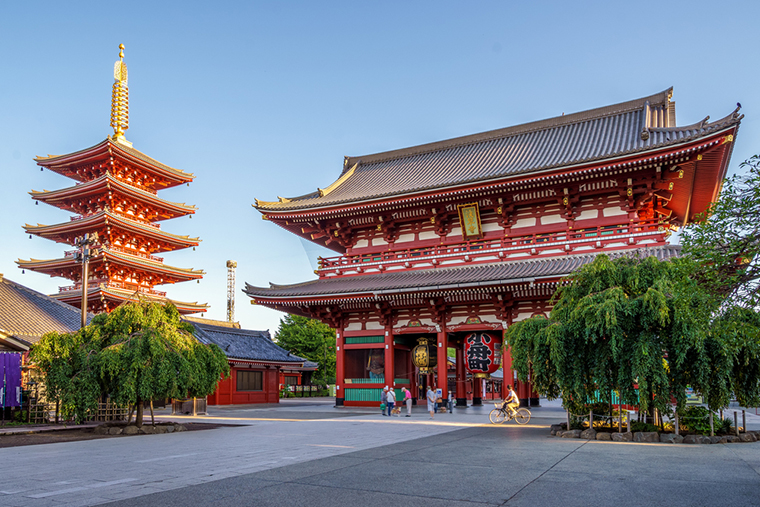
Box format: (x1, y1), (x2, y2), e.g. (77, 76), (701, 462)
(110, 44), (132, 147)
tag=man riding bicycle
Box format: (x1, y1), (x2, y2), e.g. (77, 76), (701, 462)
(503, 385), (519, 416)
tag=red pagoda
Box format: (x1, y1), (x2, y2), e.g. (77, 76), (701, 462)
(245, 88), (742, 407)
(18, 45), (207, 314)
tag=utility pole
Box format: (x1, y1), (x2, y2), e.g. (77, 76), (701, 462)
(226, 260), (237, 323)
(74, 232), (100, 328)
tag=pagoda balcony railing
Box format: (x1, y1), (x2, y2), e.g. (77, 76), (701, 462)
(64, 247), (164, 263)
(107, 245), (164, 263)
(318, 219), (666, 272)
(58, 280), (167, 297)
(69, 213), (162, 229)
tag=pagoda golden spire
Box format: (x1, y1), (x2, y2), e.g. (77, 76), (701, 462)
(110, 43), (131, 146)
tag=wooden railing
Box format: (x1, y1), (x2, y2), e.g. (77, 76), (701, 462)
(318, 219), (665, 272)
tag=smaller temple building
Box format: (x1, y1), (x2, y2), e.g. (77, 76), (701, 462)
(0, 273), (91, 353)
(187, 318), (317, 405)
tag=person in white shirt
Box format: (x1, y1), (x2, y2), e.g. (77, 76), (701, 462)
(504, 385), (519, 416)
(386, 387), (396, 416)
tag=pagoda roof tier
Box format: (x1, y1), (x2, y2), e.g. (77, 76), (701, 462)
(17, 248), (204, 285)
(245, 245), (680, 306)
(30, 173), (196, 221)
(52, 285), (208, 315)
(24, 210), (200, 253)
(256, 89), (741, 215)
(35, 138), (194, 189)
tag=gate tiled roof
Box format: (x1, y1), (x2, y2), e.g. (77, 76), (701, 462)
(256, 89), (741, 211)
(245, 246), (681, 300)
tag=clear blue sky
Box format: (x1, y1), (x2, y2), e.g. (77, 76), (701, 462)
(1, 1), (758, 335)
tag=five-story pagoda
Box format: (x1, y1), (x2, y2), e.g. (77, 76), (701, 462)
(18, 45), (207, 314)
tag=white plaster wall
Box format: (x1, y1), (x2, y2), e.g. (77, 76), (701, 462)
(540, 214), (565, 225)
(419, 231), (438, 241)
(513, 312), (534, 322)
(482, 222), (503, 232)
(512, 217), (537, 229)
(395, 233), (415, 243)
(574, 209), (599, 221)
(603, 207), (628, 217)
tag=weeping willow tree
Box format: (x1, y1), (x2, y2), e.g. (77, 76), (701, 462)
(506, 253), (760, 416)
(31, 301), (230, 425)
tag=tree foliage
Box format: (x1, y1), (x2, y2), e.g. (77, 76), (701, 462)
(506, 254), (760, 414)
(681, 155), (760, 307)
(30, 302), (229, 425)
(274, 315), (336, 384)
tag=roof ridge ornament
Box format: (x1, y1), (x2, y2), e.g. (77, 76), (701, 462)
(110, 44), (132, 148)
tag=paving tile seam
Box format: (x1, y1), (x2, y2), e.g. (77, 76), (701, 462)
(255, 477), (501, 506)
(500, 439), (589, 505)
(539, 468), (760, 485)
(722, 444), (760, 480)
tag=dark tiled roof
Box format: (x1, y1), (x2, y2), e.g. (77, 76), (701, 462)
(190, 320), (306, 364)
(257, 89), (741, 211)
(0, 275), (90, 346)
(245, 246), (681, 299)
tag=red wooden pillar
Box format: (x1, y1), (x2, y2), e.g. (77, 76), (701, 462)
(529, 376), (541, 407)
(384, 326), (394, 389)
(455, 339), (467, 407)
(407, 348), (416, 404)
(436, 327), (448, 401)
(472, 375), (483, 406)
(502, 340), (513, 401)
(335, 327), (345, 406)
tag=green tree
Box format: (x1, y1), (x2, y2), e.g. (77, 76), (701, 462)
(31, 301), (229, 426)
(681, 155), (760, 307)
(506, 254), (750, 416)
(274, 315), (336, 384)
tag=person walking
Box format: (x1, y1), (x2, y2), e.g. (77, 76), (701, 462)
(386, 387), (396, 416)
(402, 386), (412, 417)
(381, 386), (388, 416)
(426, 386), (437, 419)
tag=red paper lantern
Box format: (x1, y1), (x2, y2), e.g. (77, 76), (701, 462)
(464, 332), (501, 377)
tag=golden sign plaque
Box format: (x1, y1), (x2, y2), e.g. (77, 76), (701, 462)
(458, 203), (483, 240)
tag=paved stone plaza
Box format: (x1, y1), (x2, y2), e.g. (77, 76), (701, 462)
(0, 399), (758, 506)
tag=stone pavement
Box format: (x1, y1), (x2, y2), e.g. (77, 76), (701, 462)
(0, 399), (758, 506)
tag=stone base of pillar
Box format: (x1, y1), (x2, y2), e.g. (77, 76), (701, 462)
(335, 397), (344, 407)
(519, 399), (529, 408)
(456, 398), (467, 407)
(472, 397), (482, 406)
(529, 397), (540, 407)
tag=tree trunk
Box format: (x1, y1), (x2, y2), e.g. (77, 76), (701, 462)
(150, 400), (155, 426)
(127, 404), (135, 424)
(135, 398), (144, 427)
(55, 399), (60, 424)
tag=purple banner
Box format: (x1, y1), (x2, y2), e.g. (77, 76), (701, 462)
(0, 352), (22, 408)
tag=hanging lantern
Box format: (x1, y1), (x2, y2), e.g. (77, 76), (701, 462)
(412, 337), (437, 374)
(464, 332), (502, 378)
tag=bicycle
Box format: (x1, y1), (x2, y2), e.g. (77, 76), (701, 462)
(489, 402), (531, 425)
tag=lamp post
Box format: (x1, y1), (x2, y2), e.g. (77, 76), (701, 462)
(73, 232), (99, 328)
